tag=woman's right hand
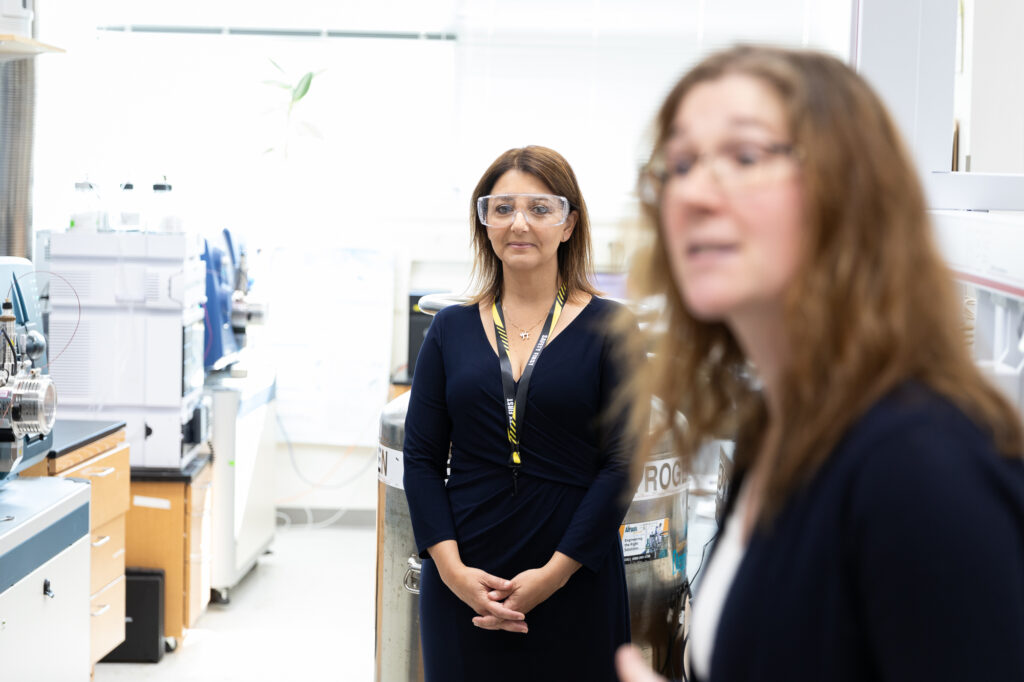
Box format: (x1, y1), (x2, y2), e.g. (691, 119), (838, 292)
(428, 540), (528, 633)
(445, 565), (528, 633)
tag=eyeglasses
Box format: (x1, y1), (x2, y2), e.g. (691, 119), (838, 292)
(476, 194), (571, 228)
(640, 141), (801, 202)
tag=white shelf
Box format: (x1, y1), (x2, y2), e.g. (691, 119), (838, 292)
(0, 34), (64, 58)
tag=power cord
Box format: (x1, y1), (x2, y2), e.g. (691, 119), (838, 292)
(276, 411), (375, 490)
(659, 579), (690, 678)
(274, 411), (379, 530)
(678, 531), (718, 682)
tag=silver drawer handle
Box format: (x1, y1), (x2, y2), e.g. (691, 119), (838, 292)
(91, 604), (111, 617)
(85, 466), (116, 478)
(403, 555), (422, 595)
(92, 535), (111, 548)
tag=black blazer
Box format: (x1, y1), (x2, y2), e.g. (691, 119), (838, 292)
(691, 382), (1024, 682)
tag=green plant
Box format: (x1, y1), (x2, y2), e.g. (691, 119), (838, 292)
(263, 59), (324, 157)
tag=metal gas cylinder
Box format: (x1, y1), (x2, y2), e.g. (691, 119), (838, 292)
(375, 390), (423, 682)
(622, 430), (689, 674)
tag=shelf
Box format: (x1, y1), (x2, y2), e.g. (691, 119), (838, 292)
(0, 34), (64, 58)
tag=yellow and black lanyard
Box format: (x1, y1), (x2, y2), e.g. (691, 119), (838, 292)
(492, 283), (568, 495)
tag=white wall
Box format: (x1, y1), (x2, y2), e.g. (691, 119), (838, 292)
(30, 0), (854, 508)
(968, 0), (1024, 173)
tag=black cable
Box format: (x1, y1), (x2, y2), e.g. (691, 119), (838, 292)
(657, 530), (719, 679)
(679, 632), (691, 682)
(1, 328), (18, 369)
(678, 532), (718, 682)
(658, 578), (690, 677)
(689, 531), (717, 592)
(2, 327), (16, 357)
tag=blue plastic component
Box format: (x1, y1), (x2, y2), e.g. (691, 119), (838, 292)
(200, 238), (238, 370)
(11, 275), (29, 324)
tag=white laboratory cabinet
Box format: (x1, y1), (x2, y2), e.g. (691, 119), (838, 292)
(204, 365), (277, 601)
(0, 477), (91, 682)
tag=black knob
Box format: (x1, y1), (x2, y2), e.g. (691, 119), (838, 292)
(43, 579), (54, 598)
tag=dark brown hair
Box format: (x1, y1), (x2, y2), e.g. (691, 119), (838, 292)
(625, 45), (1023, 519)
(468, 146), (599, 304)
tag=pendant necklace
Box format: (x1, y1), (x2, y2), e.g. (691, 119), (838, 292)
(505, 311), (547, 341)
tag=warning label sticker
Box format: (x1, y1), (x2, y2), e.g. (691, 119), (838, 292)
(377, 444), (405, 490)
(619, 518), (670, 564)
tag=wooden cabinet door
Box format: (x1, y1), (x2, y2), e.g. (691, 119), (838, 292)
(125, 480), (187, 640)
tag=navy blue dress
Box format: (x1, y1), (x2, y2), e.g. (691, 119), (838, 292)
(696, 382), (1024, 681)
(403, 297), (632, 682)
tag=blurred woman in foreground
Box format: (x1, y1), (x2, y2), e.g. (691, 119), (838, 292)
(616, 45), (1024, 682)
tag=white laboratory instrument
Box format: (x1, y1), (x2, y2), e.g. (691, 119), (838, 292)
(203, 360), (277, 602)
(0, 257), (57, 485)
(0, 0), (33, 37)
(37, 230), (208, 469)
(933, 210), (1024, 419)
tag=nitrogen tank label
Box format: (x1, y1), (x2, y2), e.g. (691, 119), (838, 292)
(378, 445), (405, 490)
(633, 456), (686, 500)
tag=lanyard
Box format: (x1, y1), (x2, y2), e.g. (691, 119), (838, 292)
(492, 283), (567, 495)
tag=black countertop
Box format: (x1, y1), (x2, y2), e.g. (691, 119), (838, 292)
(130, 454), (211, 483)
(46, 419), (127, 459)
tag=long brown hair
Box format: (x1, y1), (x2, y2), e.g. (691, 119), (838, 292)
(626, 45), (1023, 519)
(468, 146), (599, 304)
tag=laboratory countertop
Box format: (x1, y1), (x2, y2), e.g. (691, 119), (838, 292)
(205, 365), (277, 417)
(45, 419), (127, 460)
(0, 477), (91, 581)
(130, 453), (211, 484)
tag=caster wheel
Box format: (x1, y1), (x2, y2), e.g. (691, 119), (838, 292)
(164, 637), (178, 653)
(210, 588), (230, 605)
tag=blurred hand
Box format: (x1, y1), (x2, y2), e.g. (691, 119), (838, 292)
(616, 645), (668, 682)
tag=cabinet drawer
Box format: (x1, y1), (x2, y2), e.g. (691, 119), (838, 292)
(61, 443), (131, 528)
(125, 479), (187, 642)
(90, 515), (126, 596)
(90, 574), (126, 664)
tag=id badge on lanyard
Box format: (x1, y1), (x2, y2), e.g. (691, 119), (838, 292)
(492, 284), (567, 495)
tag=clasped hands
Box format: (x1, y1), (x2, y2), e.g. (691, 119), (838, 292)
(472, 565), (563, 633)
(433, 542), (580, 635)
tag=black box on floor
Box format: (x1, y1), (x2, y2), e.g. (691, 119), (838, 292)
(101, 567), (166, 663)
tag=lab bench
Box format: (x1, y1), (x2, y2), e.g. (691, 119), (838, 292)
(0, 477), (92, 681)
(20, 419), (131, 668)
